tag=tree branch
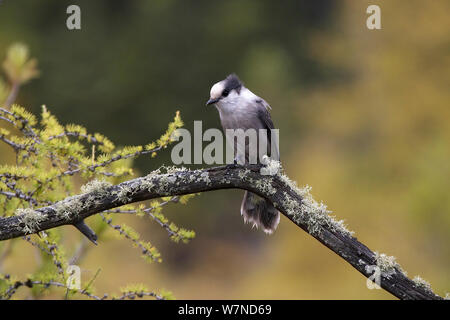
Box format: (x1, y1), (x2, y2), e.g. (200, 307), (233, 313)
(0, 164), (443, 300)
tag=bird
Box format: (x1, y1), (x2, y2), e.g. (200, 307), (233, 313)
(206, 74), (280, 234)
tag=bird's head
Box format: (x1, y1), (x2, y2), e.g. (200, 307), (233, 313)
(206, 74), (243, 108)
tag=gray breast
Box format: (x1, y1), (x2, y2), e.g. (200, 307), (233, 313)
(218, 100), (275, 164)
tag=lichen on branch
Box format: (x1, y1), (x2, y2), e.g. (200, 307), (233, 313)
(0, 98), (191, 300)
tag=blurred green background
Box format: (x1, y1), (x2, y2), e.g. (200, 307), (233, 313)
(0, 0), (449, 299)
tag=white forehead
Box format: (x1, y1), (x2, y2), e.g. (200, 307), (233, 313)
(210, 81), (225, 99)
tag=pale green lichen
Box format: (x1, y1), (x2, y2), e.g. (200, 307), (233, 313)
(183, 169), (211, 186)
(199, 172), (211, 185)
(412, 275), (433, 293)
(84, 194), (103, 208)
(272, 158), (353, 237)
(158, 174), (174, 193)
(163, 165), (187, 175)
(282, 191), (301, 212)
(137, 166), (187, 194)
(55, 179), (110, 220)
(165, 175), (177, 185)
(374, 251), (406, 278)
(141, 174), (156, 192)
(15, 208), (47, 234)
(188, 173), (197, 183)
(186, 170), (210, 185)
(278, 170), (309, 197)
(260, 155), (281, 176)
(238, 168), (251, 180)
(80, 179), (112, 195)
(236, 164), (276, 200)
(254, 179), (277, 195)
(281, 188), (353, 237)
(53, 196), (84, 220)
(116, 167), (185, 201)
(115, 185), (132, 203)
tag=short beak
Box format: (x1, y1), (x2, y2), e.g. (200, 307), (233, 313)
(206, 98), (219, 106)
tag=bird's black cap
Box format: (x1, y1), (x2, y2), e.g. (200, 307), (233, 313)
(223, 73), (243, 94)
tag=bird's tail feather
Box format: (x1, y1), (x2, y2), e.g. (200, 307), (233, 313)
(240, 191), (280, 234)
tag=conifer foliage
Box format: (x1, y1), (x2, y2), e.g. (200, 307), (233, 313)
(0, 43), (193, 300)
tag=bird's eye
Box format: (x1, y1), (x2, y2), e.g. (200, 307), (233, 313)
(222, 89), (230, 97)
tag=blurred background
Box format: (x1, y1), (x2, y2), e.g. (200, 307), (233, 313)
(0, 0), (449, 299)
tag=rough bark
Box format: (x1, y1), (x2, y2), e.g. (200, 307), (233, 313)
(0, 164), (442, 300)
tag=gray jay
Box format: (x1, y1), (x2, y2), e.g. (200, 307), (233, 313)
(206, 74), (280, 234)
